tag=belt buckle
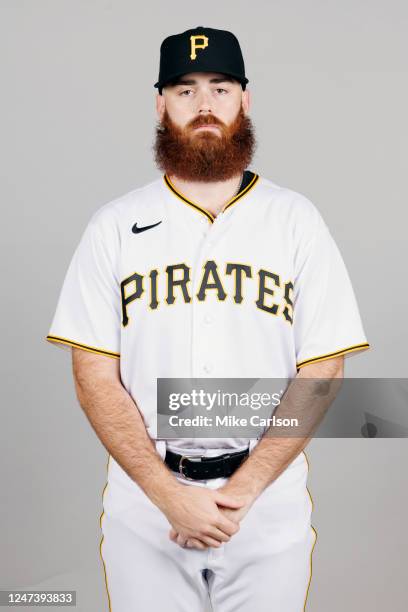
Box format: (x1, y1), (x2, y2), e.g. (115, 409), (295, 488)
(179, 454), (202, 480)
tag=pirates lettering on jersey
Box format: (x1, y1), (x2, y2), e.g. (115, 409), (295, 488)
(120, 260), (294, 328)
(225, 263), (252, 304)
(166, 264), (191, 305)
(196, 261), (227, 302)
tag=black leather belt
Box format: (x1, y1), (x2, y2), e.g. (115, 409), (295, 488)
(165, 448), (249, 480)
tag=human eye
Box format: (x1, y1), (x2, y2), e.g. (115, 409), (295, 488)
(215, 87), (228, 94)
(179, 88), (194, 96)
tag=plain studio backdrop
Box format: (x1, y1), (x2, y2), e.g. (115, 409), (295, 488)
(1, 1), (407, 611)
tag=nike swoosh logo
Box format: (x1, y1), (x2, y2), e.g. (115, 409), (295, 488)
(132, 221), (162, 234)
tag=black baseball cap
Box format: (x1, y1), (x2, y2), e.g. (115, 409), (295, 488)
(154, 26), (249, 94)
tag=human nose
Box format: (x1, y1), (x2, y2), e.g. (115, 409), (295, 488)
(195, 89), (213, 114)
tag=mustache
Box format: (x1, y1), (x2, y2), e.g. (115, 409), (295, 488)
(186, 114), (226, 130)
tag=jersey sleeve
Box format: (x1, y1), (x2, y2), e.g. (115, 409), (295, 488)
(293, 209), (370, 370)
(45, 210), (121, 359)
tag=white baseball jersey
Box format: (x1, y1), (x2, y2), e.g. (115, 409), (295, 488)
(46, 170), (370, 450)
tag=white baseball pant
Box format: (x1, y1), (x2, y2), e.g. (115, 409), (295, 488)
(99, 442), (317, 612)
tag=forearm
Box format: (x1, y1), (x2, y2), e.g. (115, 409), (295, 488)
(223, 435), (311, 502)
(71, 350), (178, 509)
(222, 357), (344, 502)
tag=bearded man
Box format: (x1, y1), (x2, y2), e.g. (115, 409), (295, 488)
(46, 26), (370, 611)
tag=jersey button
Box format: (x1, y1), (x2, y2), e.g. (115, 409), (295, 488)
(203, 363), (213, 374)
(203, 314), (213, 324)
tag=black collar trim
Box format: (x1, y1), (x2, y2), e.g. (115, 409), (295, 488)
(164, 171), (259, 223)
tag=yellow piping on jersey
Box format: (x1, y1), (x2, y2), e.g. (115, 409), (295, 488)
(302, 450), (317, 611)
(46, 335), (120, 359)
(222, 172), (259, 212)
(163, 173), (259, 223)
(99, 454), (112, 612)
(296, 342), (370, 370)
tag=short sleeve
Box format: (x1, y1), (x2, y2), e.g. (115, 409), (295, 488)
(293, 211), (370, 370)
(46, 211), (121, 359)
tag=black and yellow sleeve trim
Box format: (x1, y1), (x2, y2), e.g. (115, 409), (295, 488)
(164, 172), (259, 223)
(46, 335), (120, 359)
(296, 342), (370, 369)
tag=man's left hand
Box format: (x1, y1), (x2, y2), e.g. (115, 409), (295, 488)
(169, 485), (255, 549)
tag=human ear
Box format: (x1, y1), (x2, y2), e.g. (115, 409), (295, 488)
(156, 93), (166, 121)
(241, 88), (250, 115)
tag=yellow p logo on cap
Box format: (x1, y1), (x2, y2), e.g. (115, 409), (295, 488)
(190, 35), (209, 60)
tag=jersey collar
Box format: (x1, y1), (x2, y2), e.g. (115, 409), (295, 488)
(163, 171), (259, 223)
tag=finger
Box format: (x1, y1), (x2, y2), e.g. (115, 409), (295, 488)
(215, 516), (241, 536)
(186, 538), (207, 550)
(214, 492), (245, 509)
(169, 529), (178, 541)
(204, 526), (236, 543)
(200, 535), (224, 548)
(176, 534), (188, 547)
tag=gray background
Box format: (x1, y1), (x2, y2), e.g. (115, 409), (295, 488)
(1, 1), (407, 610)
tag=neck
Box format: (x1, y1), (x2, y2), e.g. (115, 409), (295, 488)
(168, 173), (243, 217)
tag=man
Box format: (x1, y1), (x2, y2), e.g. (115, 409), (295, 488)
(46, 26), (370, 611)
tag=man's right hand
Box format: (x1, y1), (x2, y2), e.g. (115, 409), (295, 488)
(157, 483), (244, 548)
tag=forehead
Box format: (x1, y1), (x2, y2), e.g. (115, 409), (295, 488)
(170, 72), (236, 85)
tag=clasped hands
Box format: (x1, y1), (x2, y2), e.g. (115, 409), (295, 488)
(161, 482), (254, 551)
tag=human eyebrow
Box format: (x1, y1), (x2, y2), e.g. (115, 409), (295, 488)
(172, 79), (197, 87)
(170, 76), (235, 87)
(209, 77), (235, 84)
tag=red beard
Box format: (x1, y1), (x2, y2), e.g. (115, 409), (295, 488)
(154, 107), (256, 182)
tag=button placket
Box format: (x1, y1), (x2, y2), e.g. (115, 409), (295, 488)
(190, 214), (226, 378)
(200, 210), (227, 253)
(202, 363), (213, 374)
